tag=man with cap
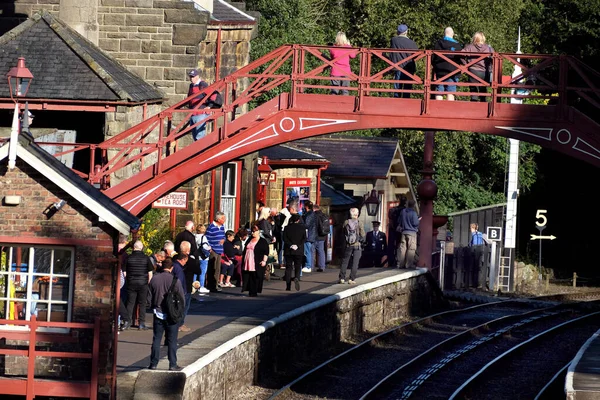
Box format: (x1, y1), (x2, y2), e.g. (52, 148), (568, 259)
(187, 69), (218, 141)
(365, 221), (388, 267)
(389, 24), (419, 98)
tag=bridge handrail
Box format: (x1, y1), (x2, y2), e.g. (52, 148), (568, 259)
(18, 45), (600, 192)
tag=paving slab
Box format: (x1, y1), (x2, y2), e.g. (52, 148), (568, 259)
(117, 266), (415, 397)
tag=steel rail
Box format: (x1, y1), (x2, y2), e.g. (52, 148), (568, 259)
(448, 311), (600, 400)
(533, 361), (570, 400)
(359, 304), (564, 400)
(267, 299), (517, 399)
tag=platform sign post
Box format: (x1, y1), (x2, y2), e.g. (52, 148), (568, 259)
(530, 210), (557, 283)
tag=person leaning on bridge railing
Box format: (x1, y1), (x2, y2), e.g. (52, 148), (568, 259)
(388, 24), (419, 99)
(461, 32), (494, 102)
(328, 31), (357, 96)
(433, 27), (464, 102)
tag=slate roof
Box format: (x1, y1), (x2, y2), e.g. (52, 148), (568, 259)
(320, 181), (357, 206)
(294, 135), (400, 178)
(2, 132), (141, 233)
(0, 12), (163, 102)
(211, 0), (256, 23)
(259, 144), (326, 161)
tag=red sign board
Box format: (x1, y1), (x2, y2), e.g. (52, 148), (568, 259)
(283, 178), (311, 212)
(152, 191), (188, 210)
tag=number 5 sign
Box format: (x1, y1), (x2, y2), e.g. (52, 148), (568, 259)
(535, 209), (547, 228)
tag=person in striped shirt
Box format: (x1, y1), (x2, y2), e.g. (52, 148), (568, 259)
(206, 211), (226, 292)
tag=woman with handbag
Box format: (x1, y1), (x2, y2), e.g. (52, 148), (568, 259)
(462, 32), (494, 102)
(241, 223), (270, 297)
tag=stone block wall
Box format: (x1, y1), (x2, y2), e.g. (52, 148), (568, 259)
(97, 0), (209, 107)
(0, 160), (119, 398)
(173, 272), (443, 399)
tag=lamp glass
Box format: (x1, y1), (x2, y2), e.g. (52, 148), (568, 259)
(17, 77), (31, 97)
(364, 189), (380, 216)
(259, 171), (270, 184)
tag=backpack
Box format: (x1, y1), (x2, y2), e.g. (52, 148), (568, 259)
(164, 276), (185, 325)
(317, 212), (330, 237)
(209, 90), (223, 108)
(198, 235), (210, 260)
(345, 219), (359, 245)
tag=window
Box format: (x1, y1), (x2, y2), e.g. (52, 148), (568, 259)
(220, 163), (238, 231)
(0, 245), (74, 323)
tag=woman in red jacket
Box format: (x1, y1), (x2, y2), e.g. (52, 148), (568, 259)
(328, 32), (357, 96)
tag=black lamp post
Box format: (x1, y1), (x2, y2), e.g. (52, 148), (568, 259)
(364, 189), (380, 217)
(6, 57), (33, 169)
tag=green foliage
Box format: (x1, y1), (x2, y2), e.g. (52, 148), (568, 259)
(138, 209), (173, 255)
(245, 0), (577, 215)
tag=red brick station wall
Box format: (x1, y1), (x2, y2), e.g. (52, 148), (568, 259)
(0, 160), (119, 395)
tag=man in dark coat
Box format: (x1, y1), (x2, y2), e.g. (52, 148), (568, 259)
(283, 214), (307, 291)
(122, 240), (154, 331)
(364, 221), (388, 267)
(389, 24), (419, 98)
(433, 27), (463, 101)
(174, 221), (199, 259)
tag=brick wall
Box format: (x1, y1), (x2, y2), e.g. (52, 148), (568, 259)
(0, 160), (119, 398)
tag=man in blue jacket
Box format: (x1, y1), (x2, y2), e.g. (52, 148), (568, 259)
(397, 200), (420, 269)
(433, 27), (463, 101)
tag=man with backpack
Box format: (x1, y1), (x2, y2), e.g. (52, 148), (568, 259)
(313, 204), (329, 272)
(147, 258), (185, 371)
(339, 207), (366, 284)
(187, 69), (222, 141)
(397, 199), (420, 269)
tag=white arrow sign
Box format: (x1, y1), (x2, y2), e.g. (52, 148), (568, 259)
(530, 234), (557, 240)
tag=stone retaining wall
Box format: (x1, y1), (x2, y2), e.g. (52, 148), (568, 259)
(134, 271), (443, 399)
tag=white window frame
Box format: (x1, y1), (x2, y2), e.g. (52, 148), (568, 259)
(220, 163), (238, 232)
(0, 244), (75, 332)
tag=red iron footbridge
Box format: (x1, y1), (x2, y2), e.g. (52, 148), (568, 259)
(29, 45), (600, 215)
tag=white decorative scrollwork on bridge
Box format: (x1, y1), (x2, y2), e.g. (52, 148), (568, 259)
(122, 182), (166, 212)
(495, 126), (600, 161)
(199, 117), (357, 166)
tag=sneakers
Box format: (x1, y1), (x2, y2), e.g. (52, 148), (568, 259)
(348, 280), (356, 285)
(302, 267), (312, 273)
(317, 268), (324, 272)
(178, 325), (191, 332)
(120, 321), (131, 331)
(226, 282), (235, 287)
(138, 324), (149, 331)
(218, 282), (225, 288)
(148, 364), (157, 370)
(339, 279), (346, 284)
(169, 365), (183, 371)
(199, 286), (210, 294)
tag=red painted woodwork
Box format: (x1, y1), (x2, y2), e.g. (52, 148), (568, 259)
(16, 45), (600, 216)
(0, 315), (100, 400)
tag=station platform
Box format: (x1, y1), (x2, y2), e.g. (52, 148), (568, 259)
(567, 328), (600, 400)
(116, 265), (421, 399)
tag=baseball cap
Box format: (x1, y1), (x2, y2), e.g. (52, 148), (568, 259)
(398, 24), (408, 34)
(188, 69), (199, 77)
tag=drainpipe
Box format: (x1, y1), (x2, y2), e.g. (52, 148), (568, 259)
(316, 164), (328, 204)
(215, 27), (222, 82)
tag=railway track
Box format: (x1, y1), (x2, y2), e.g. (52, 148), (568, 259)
(267, 293), (600, 400)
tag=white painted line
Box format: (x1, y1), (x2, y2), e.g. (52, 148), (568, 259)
(183, 269), (426, 377)
(565, 328), (600, 394)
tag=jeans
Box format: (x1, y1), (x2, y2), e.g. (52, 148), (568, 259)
(303, 242), (313, 269)
(397, 232), (417, 268)
(468, 69), (488, 102)
(435, 75), (459, 92)
(199, 258), (208, 287)
(180, 292), (191, 326)
(340, 246), (361, 281)
(150, 315), (179, 368)
(125, 283), (148, 326)
(314, 240), (326, 269)
(191, 113), (209, 141)
(331, 79), (349, 95)
(394, 69), (414, 98)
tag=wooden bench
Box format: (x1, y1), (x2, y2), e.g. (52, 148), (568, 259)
(0, 315), (100, 400)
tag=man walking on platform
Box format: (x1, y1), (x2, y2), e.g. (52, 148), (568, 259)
(147, 258), (185, 371)
(122, 240), (154, 331)
(396, 200), (420, 269)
